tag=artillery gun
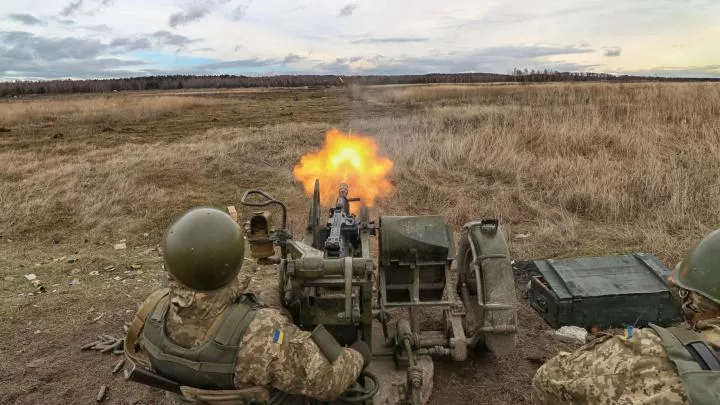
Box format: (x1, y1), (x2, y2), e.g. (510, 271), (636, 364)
(240, 180), (519, 404)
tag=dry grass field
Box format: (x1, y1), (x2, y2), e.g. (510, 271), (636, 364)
(1, 82), (719, 404)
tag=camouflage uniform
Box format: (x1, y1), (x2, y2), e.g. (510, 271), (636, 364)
(162, 277), (364, 400)
(532, 291), (720, 405)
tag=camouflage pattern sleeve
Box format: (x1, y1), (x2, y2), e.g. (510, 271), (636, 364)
(532, 328), (688, 405)
(234, 308), (364, 400)
(697, 317), (720, 350)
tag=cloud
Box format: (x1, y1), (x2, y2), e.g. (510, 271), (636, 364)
(152, 31), (198, 47)
(1, 58), (147, 80)
(282, 53), (304, 64)
(452, 4), (601, 27)
(169, 0), (240, 27)
(59, 0), (114, 18)
(0, 30), (147, 79)
(339, 3), (358, 17)
(195, 58), (280, 70)
(0, 30), (201, 79)
(169, 7), (209, 28)
(7, 14), (45, 25)
(351, 37), (430, 44)
(0, 31), (106, 60)
(617, 65), (720, 78)
(56, 19), (75, 25)
(83, 24), (112, 31)
(314, 56), (372, 71)
(476, 45), (594, 59)
(230, 3), (249, 21)
(604, 47), (622, 57)
(4, 47), (34, 61)
(60, 0), (84, 17)
(313, 45), (597, 74)
(110, 37), (152, 52)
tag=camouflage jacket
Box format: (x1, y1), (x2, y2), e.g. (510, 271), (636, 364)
(532, 318), (720, 405)
(160, 277), (364, 400)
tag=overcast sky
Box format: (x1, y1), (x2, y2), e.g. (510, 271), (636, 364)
(2, 0), (719, 81)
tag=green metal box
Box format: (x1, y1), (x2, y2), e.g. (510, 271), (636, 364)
(378, 216), (454, 304)
(527, 253), (683, 330)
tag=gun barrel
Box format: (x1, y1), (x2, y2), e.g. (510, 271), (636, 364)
(335, 183), (351, 215)
(339, 183), (349, 198)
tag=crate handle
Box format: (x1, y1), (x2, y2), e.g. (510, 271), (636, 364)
(533, 296), (548, 313)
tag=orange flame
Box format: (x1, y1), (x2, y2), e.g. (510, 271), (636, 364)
(293, 129), (394, 207)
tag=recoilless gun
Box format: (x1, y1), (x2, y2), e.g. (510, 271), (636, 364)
(241, 180), (519, 405)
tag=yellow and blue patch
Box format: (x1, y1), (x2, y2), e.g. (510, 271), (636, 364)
(272, 328), (284, 344)
(624, 325), (634, 341)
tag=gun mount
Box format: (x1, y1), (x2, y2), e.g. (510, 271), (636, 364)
(240, 180), (519, 405)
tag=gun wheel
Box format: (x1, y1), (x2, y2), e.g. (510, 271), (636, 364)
(456, 223), (518, 356)
(456, 228), (477, 295)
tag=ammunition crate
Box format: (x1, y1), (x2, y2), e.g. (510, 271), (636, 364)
(528, 253), (683, 330)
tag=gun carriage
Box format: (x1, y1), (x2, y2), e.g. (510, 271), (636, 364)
(241, 180), (519, 404)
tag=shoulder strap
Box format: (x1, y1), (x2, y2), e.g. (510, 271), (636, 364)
(656, 325), (720, 371)
(648, 323), (720, 405)
(179, 385), (273, 404)
(665, 326), (720, 371)
(649, 324), (705, 373)
(214, 301), (255, 346)
(238, 292), (267, 309)
(667, 326), (708, 346)
(125, 289), (169, 368)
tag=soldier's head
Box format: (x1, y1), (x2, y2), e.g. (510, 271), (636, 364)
(162, 207), (245, 292)
(667, 228), (720, 323)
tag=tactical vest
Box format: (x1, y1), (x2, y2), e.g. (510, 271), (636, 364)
(648, 324), (720, 405)
(141, 295), (257, 390)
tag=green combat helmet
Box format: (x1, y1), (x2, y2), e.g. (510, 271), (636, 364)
(162, 207), (245, 291)
(672, 228), (720, 304)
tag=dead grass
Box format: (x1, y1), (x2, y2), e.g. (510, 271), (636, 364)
(0, 95), (223, 126)
(1, 82), (719, 405)
(1, 83), (719, 266)
(364, 83), (720, 263)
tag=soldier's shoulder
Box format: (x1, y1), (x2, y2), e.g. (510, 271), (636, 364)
(246, 307), (290, 330)
(696, 318), (720, 349)
(255, 307), (289, 319)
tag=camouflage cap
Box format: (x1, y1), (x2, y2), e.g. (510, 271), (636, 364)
(163, 207), (245, 292)
(672, 229), (720, 305)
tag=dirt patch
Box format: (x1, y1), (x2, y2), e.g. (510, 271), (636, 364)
(429, 262), (574, 405)
(0, 243), (572, 405)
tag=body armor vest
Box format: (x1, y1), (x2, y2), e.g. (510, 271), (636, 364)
(141, 295), (257, 389)
(648, 324), (720, 405)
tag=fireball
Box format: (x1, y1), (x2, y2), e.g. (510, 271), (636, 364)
(293, 129), (393, 207)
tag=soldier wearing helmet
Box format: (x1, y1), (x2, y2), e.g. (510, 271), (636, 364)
(533, 229), (720, 405)
(124, 207), (371, 404)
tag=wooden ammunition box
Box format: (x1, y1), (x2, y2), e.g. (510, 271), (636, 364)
(528, 253), (683, 330)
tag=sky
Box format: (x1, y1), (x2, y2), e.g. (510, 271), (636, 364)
(1, 0), (719, 81)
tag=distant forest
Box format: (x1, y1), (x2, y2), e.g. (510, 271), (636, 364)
(2, 69), (718, 97)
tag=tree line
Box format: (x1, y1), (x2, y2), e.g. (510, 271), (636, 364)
(1, 71), (717, 97)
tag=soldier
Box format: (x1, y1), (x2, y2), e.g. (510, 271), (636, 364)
(124, 207), (371, 404)
(532, 229), (720, 405)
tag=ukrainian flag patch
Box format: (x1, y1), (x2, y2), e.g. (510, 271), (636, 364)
(624, 325), (634, 341)
(272, 329), (284, 344)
